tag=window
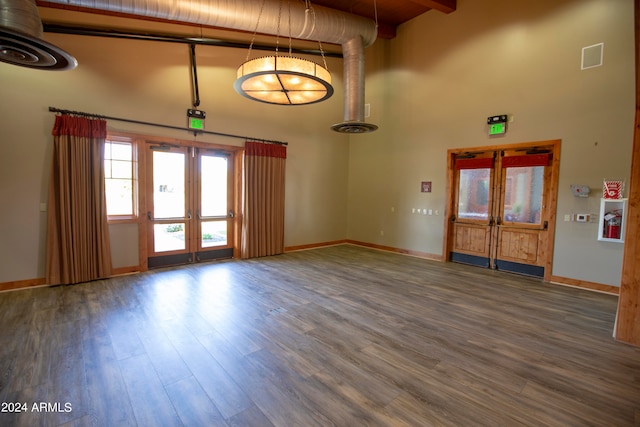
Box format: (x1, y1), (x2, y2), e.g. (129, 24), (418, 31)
(104, 139), (135, 218)
(458, 168), (491, 220)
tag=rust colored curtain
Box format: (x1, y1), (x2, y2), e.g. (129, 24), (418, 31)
(46, 115), (112, 285)
(241, 141), (287, 258)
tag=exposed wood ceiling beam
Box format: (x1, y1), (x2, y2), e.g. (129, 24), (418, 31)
(410, 0), (457, 14)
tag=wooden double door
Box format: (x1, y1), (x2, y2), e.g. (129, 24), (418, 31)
(446, 141), (559, 278)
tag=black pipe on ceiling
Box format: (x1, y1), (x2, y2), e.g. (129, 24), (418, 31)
(42, 23), (343, 58)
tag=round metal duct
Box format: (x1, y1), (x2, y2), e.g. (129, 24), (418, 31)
(331, 121), (378, 133)
(0, 0), (77, 70)
(331, 37), (377, 133)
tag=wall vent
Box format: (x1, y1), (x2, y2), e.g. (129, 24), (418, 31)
(581, 43), (603, 70)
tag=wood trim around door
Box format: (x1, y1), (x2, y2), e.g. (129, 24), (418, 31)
(615, 0), (640, 346)
(443, 139), (561, 282)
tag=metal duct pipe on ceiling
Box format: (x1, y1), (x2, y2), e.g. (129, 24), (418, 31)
(40, 0), (377, 47)
(0, 0), (76, 69)
(331, 36), (377, 133)
(40, 0), (378, 131)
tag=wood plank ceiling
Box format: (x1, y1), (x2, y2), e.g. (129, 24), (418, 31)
(312, 0), (456, 39)
(38, 0), (456, 41)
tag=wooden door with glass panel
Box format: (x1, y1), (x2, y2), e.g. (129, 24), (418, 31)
(450, 153), (496, 268)
(145, 143), (235, 269)
(492, 150), (552, 277)
(449, 145), (555, 277)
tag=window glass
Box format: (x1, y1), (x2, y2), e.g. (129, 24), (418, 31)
(502, 166), (544, 224)
(104, 141), (134, 216)
(152, 151), (185, 219)
(458, 168), (490, 220)
(200, 155), (228, 217)
(201, 221), (227, 247)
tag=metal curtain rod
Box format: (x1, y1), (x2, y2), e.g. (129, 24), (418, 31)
(48, 107), (288, 146)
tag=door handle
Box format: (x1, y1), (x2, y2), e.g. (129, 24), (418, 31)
(228, 210), (235, 218)
(543, 220), (548, 230)
(187, 209), (192, 220)
(496, 216), (502, 225)
(147, 211), (152, 221)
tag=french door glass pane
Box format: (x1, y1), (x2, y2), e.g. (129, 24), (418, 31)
(153, 151), (185, 219)
(503, 166), (544, 224)
(154, 223), (186, 252)
(201, 221), (227, 247)
(458, 168), (490, 220)
(201, 156), (228, 217)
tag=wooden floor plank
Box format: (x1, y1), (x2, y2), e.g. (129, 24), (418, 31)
(226, 404), (275, 427)
(46, 320), (90, 427)
(81, 325), (137, 426)
(118, 354), (182, 426)
(163, 324), (254, 420)
(0, 244), (638, 426)
(164, 376), (227, 427)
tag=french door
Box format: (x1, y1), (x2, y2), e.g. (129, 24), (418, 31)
(145, 143), (236, 268)
(447, 142), (559, 278)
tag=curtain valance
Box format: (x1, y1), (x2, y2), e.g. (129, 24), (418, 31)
(52, 114), (107, 138)
(245, 141), (287, 158)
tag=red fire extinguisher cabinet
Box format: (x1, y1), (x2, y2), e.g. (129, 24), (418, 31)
(598, 198), (628, 243)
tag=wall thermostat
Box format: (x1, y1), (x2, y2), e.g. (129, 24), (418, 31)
(575, 213), (590, 222)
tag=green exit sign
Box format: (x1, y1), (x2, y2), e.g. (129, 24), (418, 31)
(187, 109), (206, 131)
(489, 122), (506, 135)
(189, 117), (204, 130)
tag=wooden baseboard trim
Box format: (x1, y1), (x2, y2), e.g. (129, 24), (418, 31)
(285, 240), (348, 252)
(549, 275), (620, 295)
(0, 267), (141, 293)
(346, 240), (444, 262)
(111, 266), (141, 276)
(0, 277), (47, 293)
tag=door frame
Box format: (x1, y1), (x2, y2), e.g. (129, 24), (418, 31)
(137, 134), (244, 271)
(443, 139), (561, 282)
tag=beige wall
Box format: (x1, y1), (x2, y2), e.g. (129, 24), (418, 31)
(349, 0), (635, 286)
(0, 0), (635, 288)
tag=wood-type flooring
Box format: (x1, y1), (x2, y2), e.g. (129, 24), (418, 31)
(0, 244), (638, 426)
